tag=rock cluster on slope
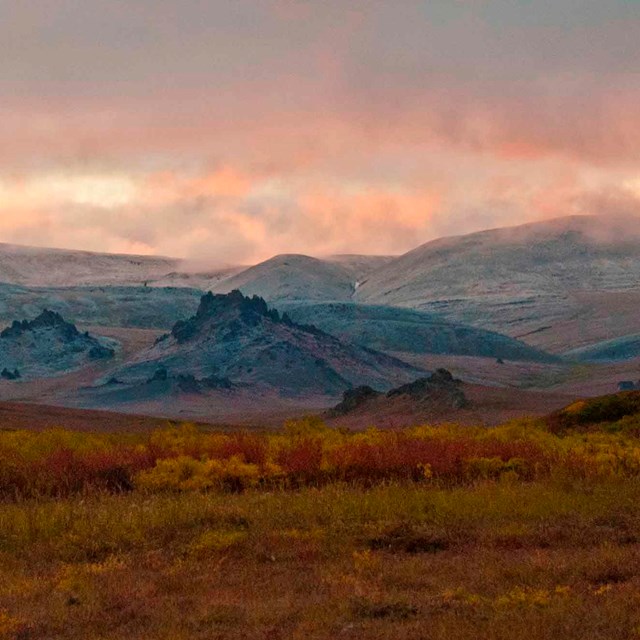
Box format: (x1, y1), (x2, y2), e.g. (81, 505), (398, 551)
(0, 310), (116, 379)
(100, 290), (423, 398)
(328, 369), (468, 417)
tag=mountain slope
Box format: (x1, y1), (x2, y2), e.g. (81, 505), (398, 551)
(355, 215), (640, 352)
(99, 291), (424, 398)
(0, 310), (116, 379)
(323, 254), (395, 281)
(283, 302), (558, 362)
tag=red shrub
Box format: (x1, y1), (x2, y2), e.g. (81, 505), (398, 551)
(212, 434), (268, 465)
(276, 438), (324, 482)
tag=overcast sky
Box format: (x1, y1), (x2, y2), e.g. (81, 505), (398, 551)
(1, 1), (639, 263)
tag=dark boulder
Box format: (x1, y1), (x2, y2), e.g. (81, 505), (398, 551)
(387, 369), (467, 408)
(201, 374), (234, 390)
(328, 385), (382, 416)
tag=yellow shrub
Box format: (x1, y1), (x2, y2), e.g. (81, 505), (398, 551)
(135, 456), (207, 492)
(203, 456), (261, 490)
(135, 455), (262, 492)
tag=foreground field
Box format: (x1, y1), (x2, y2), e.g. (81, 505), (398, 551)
(3, 394), (640, 639)
(4, 481), (640, 639)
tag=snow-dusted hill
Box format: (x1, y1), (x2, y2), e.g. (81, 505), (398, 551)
(4, 216), (640, 355)
(354, 215), (640, 351)
(565, 333), (640, 363)
(356, 215), (640, 306)
(0, 243), (389, 296)
(323, 254), (395, 281)
(210, 254), (357, 304)
(0, 243), (184, 287)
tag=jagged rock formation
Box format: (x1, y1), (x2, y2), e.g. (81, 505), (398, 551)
(387, 369), (468, 408)
(145, 366), (233, 393)
(328, 369), (468, 417)
(0, 310), (116, 379)
(100, 290), (423, 398)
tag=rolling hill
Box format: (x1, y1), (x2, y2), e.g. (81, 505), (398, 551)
(3, 216), (639, 359)
(0, 283), (203, 329)
(0, 241), (247, 293)
(323, 254), (395, 281)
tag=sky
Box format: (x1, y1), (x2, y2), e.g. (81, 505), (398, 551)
(1, 0), (639, 264)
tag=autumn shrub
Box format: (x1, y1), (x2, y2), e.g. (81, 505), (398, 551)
(0, 442), (153, 499)
(3, 417), (640, 499)
(135, 455), (264, 492)
(275, 437), (324, 483)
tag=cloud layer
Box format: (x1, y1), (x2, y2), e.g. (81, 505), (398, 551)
(1, 1), (639, 262)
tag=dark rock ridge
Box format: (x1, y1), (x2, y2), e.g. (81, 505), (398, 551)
(328, 385), (382, 415)
(328, 369), (468, 417)
(387, 368), (464, 401)
(100, 290), (424, 398)
(283, 302), (558, 362)
(0, 310), (116, 380)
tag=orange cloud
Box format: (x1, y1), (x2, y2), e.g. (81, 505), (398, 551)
(142, 166), (257, 205)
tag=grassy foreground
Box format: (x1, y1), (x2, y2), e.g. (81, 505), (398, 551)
(3, 396), (640, 639)
(3, 480), (640, 639)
